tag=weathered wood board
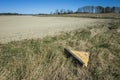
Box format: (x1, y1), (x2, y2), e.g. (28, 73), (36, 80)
(64, 48), (90, 67)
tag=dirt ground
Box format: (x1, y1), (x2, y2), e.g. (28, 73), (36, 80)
(0, 16), (110, 43)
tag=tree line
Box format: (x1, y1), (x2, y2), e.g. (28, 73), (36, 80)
(54, 6), (120, 14)
(0, 13), (34, 15)
(0, 13), (21, 15)
(0, 6), (120, 15)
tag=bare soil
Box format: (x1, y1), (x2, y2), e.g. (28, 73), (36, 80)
(0, 16), (110, 43)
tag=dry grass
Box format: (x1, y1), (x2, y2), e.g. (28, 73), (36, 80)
(63, 13), (120, 19)
(38, 13), (120, 19)
(0, 20), (120, 80)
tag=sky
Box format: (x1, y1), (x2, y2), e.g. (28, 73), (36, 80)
(0, 0), (120, 14)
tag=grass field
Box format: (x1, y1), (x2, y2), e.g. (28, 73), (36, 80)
(0, 17), (120, 80)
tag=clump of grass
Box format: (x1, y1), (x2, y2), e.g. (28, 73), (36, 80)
(0, 20), (120, 80)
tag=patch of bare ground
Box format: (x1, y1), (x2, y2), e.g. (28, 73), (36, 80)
(0, 16), (111, 43)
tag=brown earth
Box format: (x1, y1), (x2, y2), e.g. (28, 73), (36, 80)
(0, 16), (110, 43)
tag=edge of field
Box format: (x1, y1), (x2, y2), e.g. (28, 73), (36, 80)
(36, 13), (120, 19)
(0, 19), (120, 80)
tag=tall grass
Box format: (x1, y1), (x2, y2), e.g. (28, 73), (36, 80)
(0, 20), (120, 80)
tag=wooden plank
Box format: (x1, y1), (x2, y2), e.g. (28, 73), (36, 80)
(64, 48), (90, 67)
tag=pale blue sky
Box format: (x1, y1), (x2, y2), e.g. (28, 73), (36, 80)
(0, 0), (120, 14)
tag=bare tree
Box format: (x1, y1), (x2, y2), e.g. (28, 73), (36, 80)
(105, 7), (112, 13)
(55, 9), (60, 14)
(96, 6), (104, 13)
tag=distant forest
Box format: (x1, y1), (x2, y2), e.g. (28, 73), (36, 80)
(0, 13), (33, 15)
(54, 6), (120, 14)
(0, 6), (120, 15)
